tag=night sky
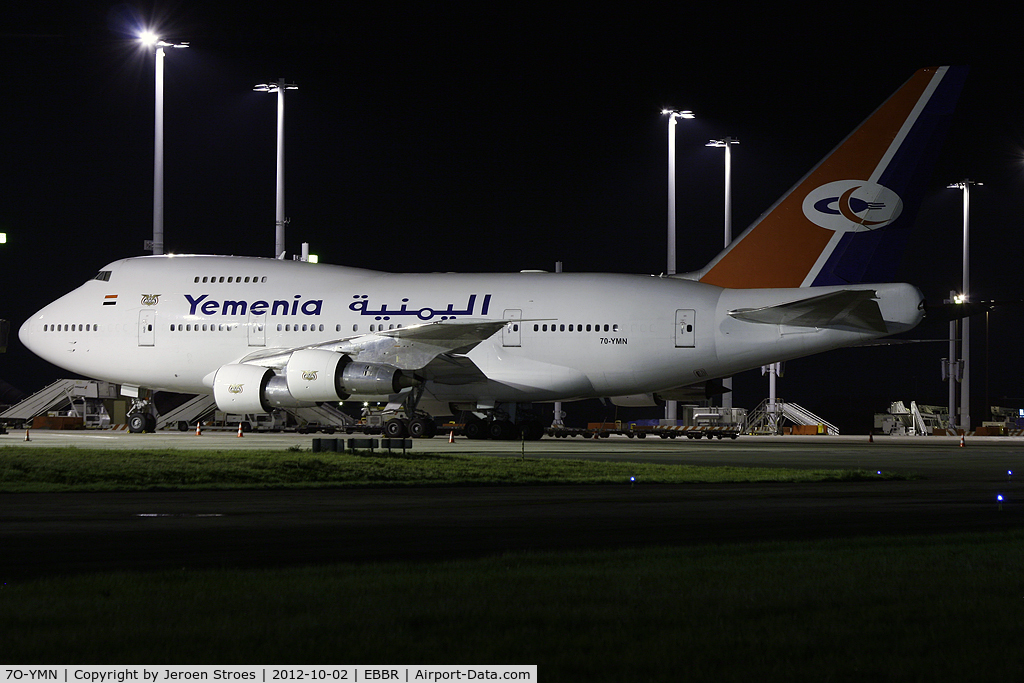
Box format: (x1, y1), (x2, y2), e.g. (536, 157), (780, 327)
(3, 3), (1023, 431)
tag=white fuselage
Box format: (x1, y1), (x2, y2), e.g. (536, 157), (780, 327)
(19, 255), (924, 411)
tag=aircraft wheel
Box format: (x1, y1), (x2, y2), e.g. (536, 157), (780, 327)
(127, 413), (147, 434)
(384, 418), (408, 438)
(177, 420), (189, 432)
(464, 419), (489, 440)
(408, 417), (436, 438)
(489, 420), (518, 440)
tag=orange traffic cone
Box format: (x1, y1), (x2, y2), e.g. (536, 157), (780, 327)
(195, 422), (202, 436)
(24, 428), (30, 442)
(448, 429), (454, 443)
(960, 433), (965, 447)
(237, 422), (244, 437)
(868, 431), (874, 443)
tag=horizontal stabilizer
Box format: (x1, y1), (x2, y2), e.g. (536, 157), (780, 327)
(728, 289), (886, 333)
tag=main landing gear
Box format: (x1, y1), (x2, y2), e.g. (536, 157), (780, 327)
(461, 406), (545, 441)
(378, 385), (439, 438)
(383, 413), (437, 439)
(379, 395), (545, 441)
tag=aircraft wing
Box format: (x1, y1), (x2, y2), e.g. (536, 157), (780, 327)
(728, 289), (887, 333)
(238, 318), (508, 372)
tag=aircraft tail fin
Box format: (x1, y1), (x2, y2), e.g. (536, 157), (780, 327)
(691, 66), (967, 289)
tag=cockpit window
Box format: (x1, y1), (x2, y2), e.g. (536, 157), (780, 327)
(94, 271), (111, 282)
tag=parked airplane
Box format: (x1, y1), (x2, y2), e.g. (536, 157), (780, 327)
(19, 66), (967, 438)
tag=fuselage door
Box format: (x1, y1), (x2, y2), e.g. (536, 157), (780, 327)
(248, 312), (267, 347)
(502, 309), (522, 347)
(675, 309), (695, 348)
(138, 310), (156, 347)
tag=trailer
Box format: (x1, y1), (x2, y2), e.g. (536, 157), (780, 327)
(546, 419), (741, 440)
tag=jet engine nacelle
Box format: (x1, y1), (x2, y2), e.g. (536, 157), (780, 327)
(284, 349), (413, 402)
(212, 351), (417, 414)
(213, 363), (275, 414)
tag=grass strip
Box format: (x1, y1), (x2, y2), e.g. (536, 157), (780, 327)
(2, 530), (1022, 679)
(0, 446), (905, 492)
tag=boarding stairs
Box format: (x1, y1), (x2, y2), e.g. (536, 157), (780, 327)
(880, 400), (947, 436)
(288, 402), (358, 430)
(0, 378), (117, 427)
(155, 394), (218, 431)
(744, 398), (839, 436)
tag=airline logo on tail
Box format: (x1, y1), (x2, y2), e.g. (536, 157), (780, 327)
(693, 66), (967, 289)
(802, 180), (903, 232)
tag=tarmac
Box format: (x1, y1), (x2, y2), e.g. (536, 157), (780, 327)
(3, 430), (1023, 580)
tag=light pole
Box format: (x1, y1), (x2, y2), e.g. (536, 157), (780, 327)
(254, 78), (299, 259)
(948, 179), (980, 432)
(661, 108), (693, 422)
(707, 137), (740, 409)
(552, 260), (565, 428)
(662, 109), (694, 278)
(139, 31), (188, 256)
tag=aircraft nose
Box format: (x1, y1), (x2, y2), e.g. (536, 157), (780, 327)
(19, 312), (40, 354)
(19, 301), (58, 359)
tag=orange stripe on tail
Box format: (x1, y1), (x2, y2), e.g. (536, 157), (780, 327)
(696, 67), (959, 289)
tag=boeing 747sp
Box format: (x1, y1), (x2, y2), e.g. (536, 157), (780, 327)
(19, 67), (967, 438)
